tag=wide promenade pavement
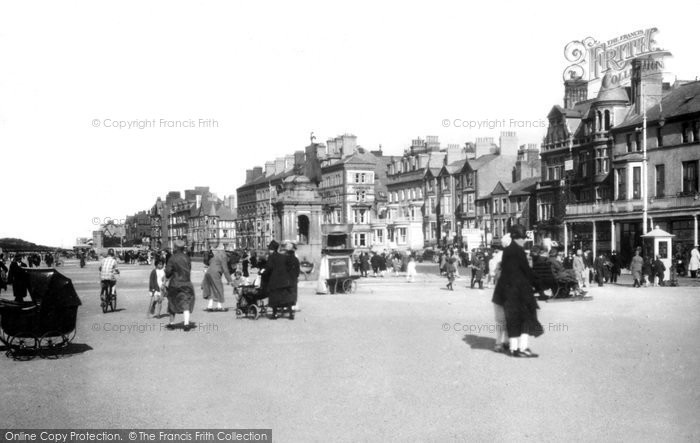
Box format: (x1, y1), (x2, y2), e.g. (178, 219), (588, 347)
(1, 260), (699, 442)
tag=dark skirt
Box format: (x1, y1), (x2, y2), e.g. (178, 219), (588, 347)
(503, 298), (544, 338)
(268, 287), (296, 308)
(167, 283), (195, 314)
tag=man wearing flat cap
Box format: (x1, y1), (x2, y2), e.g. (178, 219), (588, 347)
(492, 225), (543, 357)
(165, 239), (196, 330)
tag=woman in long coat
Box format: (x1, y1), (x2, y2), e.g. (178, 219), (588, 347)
(165, 240), (196, 330)
(264, 240), (299, 319)
(359, 252), (370, 277)
(630, 250), (644, 288)
(492, 225), (542, 357)
(201, 244), (233, 311)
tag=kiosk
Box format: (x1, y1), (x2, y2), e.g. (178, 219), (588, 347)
(641, 226), (675, 282)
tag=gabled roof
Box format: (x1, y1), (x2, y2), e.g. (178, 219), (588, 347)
(614, 81), (700, 130)
(245, 169), (295, 188)
(467, 154), (500, 170)
(548, 99), (595, 121)
(425, 167), (442, 179)
(490, 181), (510, 195)
(509, 176), (540, 196)
(341, 151), (379, 165)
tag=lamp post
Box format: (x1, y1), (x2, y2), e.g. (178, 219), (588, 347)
(642, 87), (648, 236)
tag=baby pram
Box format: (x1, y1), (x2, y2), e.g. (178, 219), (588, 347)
(0, 269), (82, 359)
(235, 285), (268, 320)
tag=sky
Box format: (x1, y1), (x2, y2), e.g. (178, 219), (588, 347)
(1, 0), (698, 247)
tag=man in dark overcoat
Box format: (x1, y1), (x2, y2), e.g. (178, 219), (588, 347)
(492, 225), (543, 357)
(263, 240), (298, 320)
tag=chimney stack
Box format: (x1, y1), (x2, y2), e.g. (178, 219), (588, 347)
(265, 161), (275, 177)
(284, 155), (294, 172)
(631, 56), (663, 115)
(274, 158), (285, 175)
(446, 144), (465, 164)
(294, 150), (305, 174)
(563, 73), (588, 108)
(499, 131), (518, 156)
(475, 137), (495, 158)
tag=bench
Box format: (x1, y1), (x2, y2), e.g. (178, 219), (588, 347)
(532, 261), (574, 299)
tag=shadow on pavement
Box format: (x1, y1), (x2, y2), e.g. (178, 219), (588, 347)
(462, 334), (496, 351)
(0, 342), (93, 361)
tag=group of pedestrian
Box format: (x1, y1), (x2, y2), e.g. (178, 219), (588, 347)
(438, 247), (491, 290)
(142, 238), (301, 328)
(629, 248), (668, 288)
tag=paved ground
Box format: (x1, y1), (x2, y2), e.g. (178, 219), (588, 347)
(2, 260), (699, 442)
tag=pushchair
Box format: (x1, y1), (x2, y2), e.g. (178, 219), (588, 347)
(235, 285), (268, 320)
(0, 269), (82, 359)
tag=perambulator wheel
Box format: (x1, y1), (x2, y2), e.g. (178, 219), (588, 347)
(39, 332), (64, 359)
(235, 308), (243, 317)
(248, 304), (259, 320)
(7, 335), (38, 360)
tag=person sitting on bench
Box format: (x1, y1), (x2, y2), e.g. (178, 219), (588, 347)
(547, 248), (585, 297)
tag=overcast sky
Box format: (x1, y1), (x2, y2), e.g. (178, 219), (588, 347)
(1, 0), (698, 247)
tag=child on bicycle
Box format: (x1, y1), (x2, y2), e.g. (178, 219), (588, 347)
(148, 259), (167, 318)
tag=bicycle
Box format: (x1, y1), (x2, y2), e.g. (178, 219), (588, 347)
(100, 270), (119, 313)
(101, 281), (117, 313)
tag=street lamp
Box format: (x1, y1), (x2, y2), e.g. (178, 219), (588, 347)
(642, 90), (648, 235)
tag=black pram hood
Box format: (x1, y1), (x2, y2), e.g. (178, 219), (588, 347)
(25, 269), (82, 308)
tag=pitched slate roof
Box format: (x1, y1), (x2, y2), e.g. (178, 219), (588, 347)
(615, 81), (700, 130)
(467, 154), (499, 170)
(509, 176), (540, 196)
(216, 205), (236, 220)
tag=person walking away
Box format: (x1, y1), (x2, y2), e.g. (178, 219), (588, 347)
(630, 250), (644, 288)
(263, 240), (298, 320)
(99, 249), (119, 309)
(379, 252), (387, 277)
(445, 257), (457, 290)
(148, 259), (167, 318)
(610, 250), (620, 283)
(439, 252), (447, 276)
(286, 241), (301, 314)
(201, 244), (233, 312)
(594, 252), (606, 287)
(406, 256), (417, 283)
(573, 249), (587, 289)
(165, 240), (196, 330)
(8, 255), (28, 302)
(652, 255), (666, 287)
(392, 255), (401, 277)
(492, 225), (543, 357)
(370, 252), (381, 277)
(689, 246), (700, 278)
(471, 254), (485, 289)
(360, 252), (370, 278)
